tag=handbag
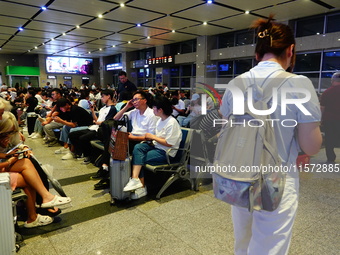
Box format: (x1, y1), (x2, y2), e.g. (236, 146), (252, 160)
(111, 130), (129, 161)
(108, 117), (129, 161)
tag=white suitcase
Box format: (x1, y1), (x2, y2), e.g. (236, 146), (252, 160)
(0, 173), (16, 255)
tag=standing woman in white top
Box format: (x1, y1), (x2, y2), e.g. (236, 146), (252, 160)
(216, 15), (322, 255)
(123, 96), (182, 199)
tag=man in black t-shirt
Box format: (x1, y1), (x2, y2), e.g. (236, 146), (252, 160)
(52, 98), (93, 159)
(116, 71), (137, 101)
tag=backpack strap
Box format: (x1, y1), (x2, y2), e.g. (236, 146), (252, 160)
(262, 71), (296, 103)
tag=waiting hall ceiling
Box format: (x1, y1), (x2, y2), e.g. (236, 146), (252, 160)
(0, 0), (339, 57)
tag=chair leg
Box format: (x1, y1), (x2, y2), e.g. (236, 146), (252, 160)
(156, 174), (180, 199)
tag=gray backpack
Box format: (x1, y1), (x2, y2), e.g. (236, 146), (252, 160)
(213, 70), (295, 212)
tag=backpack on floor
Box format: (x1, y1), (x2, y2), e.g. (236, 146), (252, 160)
(213, 71), (295, 212)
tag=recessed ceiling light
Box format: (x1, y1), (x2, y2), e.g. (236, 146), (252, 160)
(42, 43), (45, 45)
(245, 11), (250, 14)
(98, 14), (103, 18)
(99, 48), (102, 51)
(147, 36), (150, 39)
(51, 38), (55, 41)
(62, 33), (66, 36)
(172, 30), (175, 33)
(41, 6), (47, 11)
(316, 32), (320, 35)
(112, 45), (116, 47)
(120, 3), (125, 7)
(76, 25), (80, 29)
(28, 50), (31, 52)
(34, 46), (38, 49)
(207, 0), (213, 4)
(88, 51), (91, 54)
(203, 22), (207, 25)
(137, 24), (141, 27)
(18, 27), (23, 31)
(128, 41), (131, 44)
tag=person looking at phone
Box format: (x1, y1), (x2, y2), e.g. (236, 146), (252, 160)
(0, 111), (71, 228)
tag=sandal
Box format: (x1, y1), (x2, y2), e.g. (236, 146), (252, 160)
(37, 207), (62, 217)
(24, 214), (53, 228)
(40, 195), (71, 208)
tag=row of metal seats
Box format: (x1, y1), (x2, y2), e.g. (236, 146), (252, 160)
(90, 127), (210, 199)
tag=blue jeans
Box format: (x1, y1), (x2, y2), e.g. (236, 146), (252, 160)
(177, 115), (192, 127)
(60, 126), (89, 144)
(132, 143), (168, 178)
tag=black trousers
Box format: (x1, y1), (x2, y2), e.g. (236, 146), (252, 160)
(69, 129), (102, 158)
(323, 120), (340, 162)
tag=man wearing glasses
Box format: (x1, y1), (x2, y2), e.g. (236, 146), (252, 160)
(92, 91), (158, 190)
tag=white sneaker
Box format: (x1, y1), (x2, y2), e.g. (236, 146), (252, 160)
(28, 132), (37, 138)
(61, 152), (74, 160)
(55, 147), (69, 154)
(32, 133), (42, 139)
(123, 178), (143, 192)
(131, 187), (147, 200)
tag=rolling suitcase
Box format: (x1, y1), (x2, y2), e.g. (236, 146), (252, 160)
(109, 157), (131, 204)
(0, 173), (16, 255)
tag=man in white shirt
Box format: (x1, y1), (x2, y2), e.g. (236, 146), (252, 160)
(171, 91), (185, 117)
(92, 91), (158, 188)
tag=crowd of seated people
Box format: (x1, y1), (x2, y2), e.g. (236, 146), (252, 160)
(0, 83), (217, 209)
(0, 99), (71, 228)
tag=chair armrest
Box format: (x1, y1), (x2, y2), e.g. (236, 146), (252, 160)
(165, 147), (188, 165)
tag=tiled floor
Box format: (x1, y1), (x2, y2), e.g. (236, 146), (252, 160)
(15, 133), (339, 255)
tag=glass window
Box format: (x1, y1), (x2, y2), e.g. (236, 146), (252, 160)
(218, 61), (233, 76)
(218, 32), (234, 48)
(181, 65), (192, 76)
(322, 51), (340, 71)
(320, 72), (335, 90)
(180, 78), (191, 88)
(235, 30), (254, 46)
(299, 73), (320, 90)
(137, 68), (144, 78)
(170, 78), (179, 88)
(170, 67), (179, 77)
(181, 40), (195, 54)
(144, 79), (154, 88)
(137, 79), (144, 88)
(326, 13), (340, 33)
(296, 16), (324, 37)
(294, 53), (321, 72)
(234, 59), (252, 75)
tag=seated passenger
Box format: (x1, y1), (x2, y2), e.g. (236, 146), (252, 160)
(52, 98), (93, 159)
(123, 96), (182, 199)
(171, 91), (185, 117)
(0, 111), (71, 228)
(42, 88), (64, 145)
(68, 89), (117, 164)
(92, 90), (158, 190)
(177, 93), (201, 127)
